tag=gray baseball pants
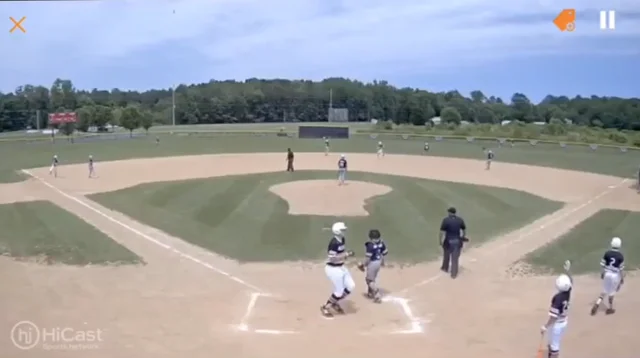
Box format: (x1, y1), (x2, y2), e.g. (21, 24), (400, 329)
(441, 240), (462, 279)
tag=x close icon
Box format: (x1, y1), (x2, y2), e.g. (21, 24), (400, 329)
(10, 17), (26, 33)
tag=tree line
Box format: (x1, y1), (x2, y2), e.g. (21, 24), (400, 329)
(0, 78), (639, 134)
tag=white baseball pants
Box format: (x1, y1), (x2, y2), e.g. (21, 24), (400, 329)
(602, 271), (621, 296)
(548, 319), (568, 353)
(325, 265), (355, 297)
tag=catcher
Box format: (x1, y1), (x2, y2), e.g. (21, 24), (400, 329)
(357, 229), (388, 303)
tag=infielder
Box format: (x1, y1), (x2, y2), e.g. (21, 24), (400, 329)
(320, 222), (355, 318)
(88, 155), (96, 178)
(590, 237), (624, 316)
(49, 155), (59, 177)
(337, 154), (347, 185)
(377, 141), (384, 158)
(485, 149), (494, 170)
(541, 261), (572, 358)
(324, 137), (330, 156)
(357, 229), (388, 303)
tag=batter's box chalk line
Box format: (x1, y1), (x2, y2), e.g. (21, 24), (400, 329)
(234, 292), (299, 335)
(361, 295), (429, 335)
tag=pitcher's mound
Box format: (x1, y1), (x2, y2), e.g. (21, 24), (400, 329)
(269, 180), (392, 216)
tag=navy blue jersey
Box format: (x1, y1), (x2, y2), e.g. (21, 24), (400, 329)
(487, 151), (494, 160)
(52, 157), (59, 165)
(549, 289), (571, 322)
(601, 249), (624, 273)
(365, 240), (388, 261)
(338, 158), (347, 169)
(89, 158), (94, 166)
(327, 236), (346, 266)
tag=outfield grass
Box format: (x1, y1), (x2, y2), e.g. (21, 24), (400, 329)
(1, 134), (639, 184)
(0, 201), (141, 265)
(90, 171), (561, 263)
(523, 209), (640, 275)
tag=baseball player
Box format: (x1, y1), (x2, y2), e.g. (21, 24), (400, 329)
(590, 237), (624, 316)
(88, 155), (96, 178)
(320, 222), (356, 318)
(49, 155), (59, 177)
(423, 141), (429, 153)
(324, 137), (330, 156)
(376, 141), (384, 158)
(357, 229), (388, 303)
(485, 149), (494, 170)
(540, 261), (572, 358)
(337, 154), (347, 185)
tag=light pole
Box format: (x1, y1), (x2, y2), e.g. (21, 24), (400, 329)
(171, 84), (176, 126)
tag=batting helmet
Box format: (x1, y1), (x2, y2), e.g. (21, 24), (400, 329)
(368, 229), (381, 240)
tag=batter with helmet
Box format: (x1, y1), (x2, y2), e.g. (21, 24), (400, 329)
(357, 229), (388, 303)
(320, 222), (356, 318)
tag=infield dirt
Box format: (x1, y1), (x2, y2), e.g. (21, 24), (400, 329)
(0, 153), (638, 358)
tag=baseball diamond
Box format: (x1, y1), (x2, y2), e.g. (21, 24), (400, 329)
(0, 138), (639, 358)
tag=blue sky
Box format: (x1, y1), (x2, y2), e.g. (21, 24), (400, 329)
(2, 0), (639, 103)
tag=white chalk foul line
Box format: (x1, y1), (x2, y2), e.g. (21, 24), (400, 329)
(398, 178), (629, 295)
(22, 169), (266, 294)
(382, 296), (425, 334)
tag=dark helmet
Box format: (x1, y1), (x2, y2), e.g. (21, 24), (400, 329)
(368, 229), (381, 240)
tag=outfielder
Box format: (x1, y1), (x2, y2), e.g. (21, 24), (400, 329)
(320, 222), (355, 318)
(540, 260), (572, 358)
(377, 141), (384, 158)
(357, 229), (388, 303)
(49, 155), (59, 177)
(423, 141), (429, 153)
(337, 154), (347, 185)
(88, 155), (96, 178)
(485, 149), (494, 170)
(324, 137), (330, 156)
(590, 237), (624, 315)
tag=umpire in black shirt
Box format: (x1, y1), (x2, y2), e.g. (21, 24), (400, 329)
(439, 207), (468, 279)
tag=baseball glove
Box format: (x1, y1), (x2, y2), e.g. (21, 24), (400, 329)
(346, 250), (355, 257)
(461, 236), (470, 243)
(357, 262), (365, 272)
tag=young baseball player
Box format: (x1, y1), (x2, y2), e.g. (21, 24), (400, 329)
(357, 229), (388, 303)
(88, 155), (96, 178)
(320, 222), (355, 318)
(337, 154), (347, 185)
(49, 155), (59, 177)
(540, 260), (572, 358)
(591, 237), (624, 315)
(324, 137), (330, 156)
(377, 141), (384, 158)
(485, 149), (494, 170)
(423, 141), (430, 153)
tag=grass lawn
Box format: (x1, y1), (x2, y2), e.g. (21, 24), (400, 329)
(0, 201), (141, 265)
(90, 171), (562, 263)
(522, 209), (640, 275)
(1, 134), (638, 184)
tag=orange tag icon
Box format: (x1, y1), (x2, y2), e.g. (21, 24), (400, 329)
(553, 9), (576, 31)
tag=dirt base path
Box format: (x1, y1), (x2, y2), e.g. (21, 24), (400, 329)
(1, 153), (639, 358)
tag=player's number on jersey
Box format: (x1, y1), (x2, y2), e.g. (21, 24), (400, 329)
(562, 300), (570, 312)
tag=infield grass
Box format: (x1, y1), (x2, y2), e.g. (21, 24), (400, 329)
(89, 171), (562, 263)
(522, 209), (640, 275)
(0, 201), (141, 265)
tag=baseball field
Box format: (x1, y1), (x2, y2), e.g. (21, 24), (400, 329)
(0, 130), (639, 358)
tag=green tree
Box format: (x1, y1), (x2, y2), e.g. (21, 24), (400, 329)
(140, 110), (153, 134)
(440, 106), (462, 125)
(119, 106), (141, 137)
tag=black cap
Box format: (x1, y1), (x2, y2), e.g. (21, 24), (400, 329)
(447, 207), (457, 214)
(368, 229), (381, 239)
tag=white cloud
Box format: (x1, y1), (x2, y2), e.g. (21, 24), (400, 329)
(1, 0), (639, 91)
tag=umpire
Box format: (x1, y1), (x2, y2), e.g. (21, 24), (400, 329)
(439, 207), (468, 279)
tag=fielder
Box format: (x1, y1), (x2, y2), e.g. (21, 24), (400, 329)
(357, 229), (388, 303)
(320, 222), (355, 318)
(324, 137), (330, 156)
(423, 141), (429, 153)
(88, 155), (96, 178)
(377, 141), (384, 158)
(485, 149), (494, 170)
(49, 155), (59, 177)
(590, 237), (624, 316)
(337, 154), (347, 185)
(540, 260), (572, 358)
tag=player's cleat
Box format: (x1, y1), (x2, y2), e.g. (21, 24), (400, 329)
(321, 306), (333, 317)
(331, 303), (345, 314)
(373, 295), (382, 303)
(605, 308), (616, 315)
(590, 303), (599, 316)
